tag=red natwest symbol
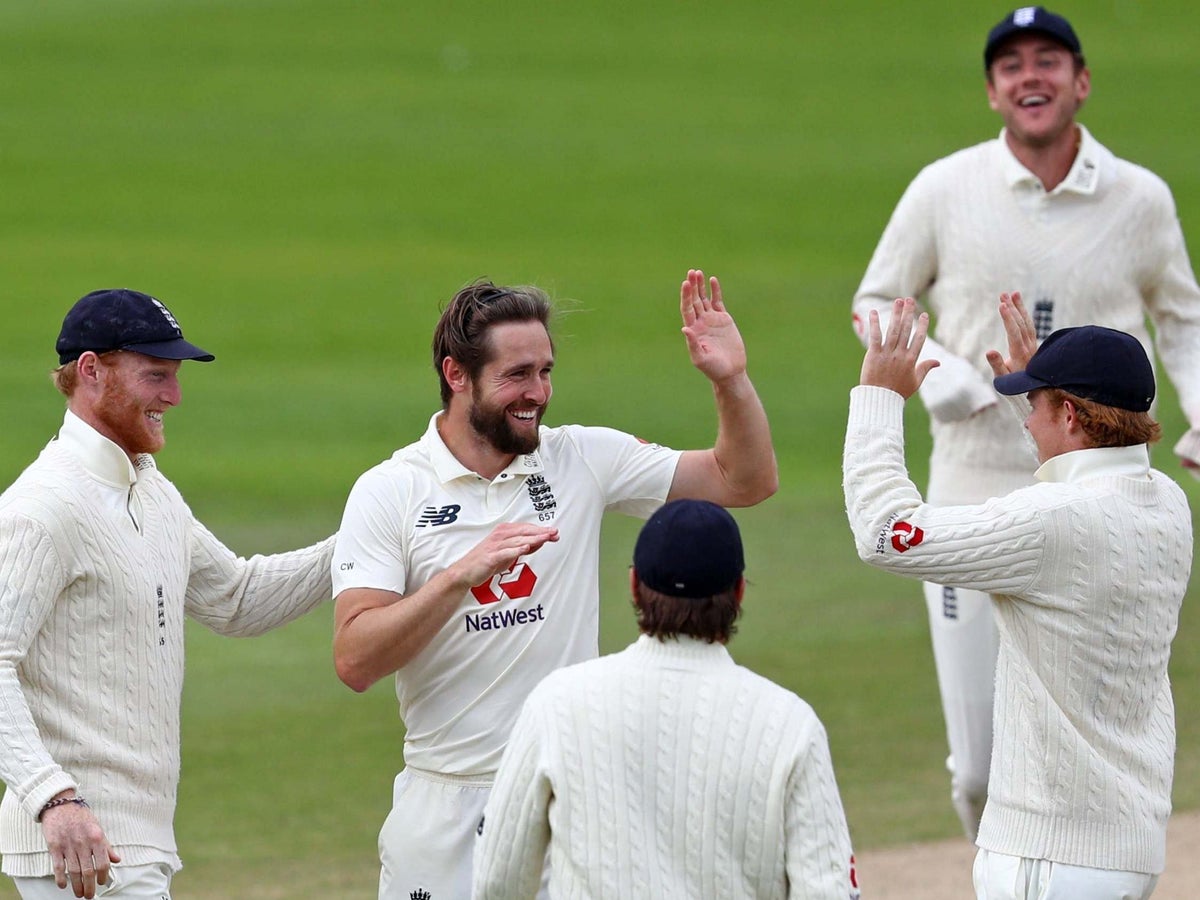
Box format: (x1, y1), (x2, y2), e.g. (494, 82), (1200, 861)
(471, 562), (538, 605)
(890, 521), (924, 553)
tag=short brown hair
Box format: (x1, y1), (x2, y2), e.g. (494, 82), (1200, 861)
(431, 281), (554, 407)
(632, 580), (741, 644)
(1045, 388), (1162, 448)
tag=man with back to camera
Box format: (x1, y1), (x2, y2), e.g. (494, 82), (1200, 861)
(0, 289), (335, 899)
(850, 5), (1200, 839)
(844, 294), (1191, 899)
(472, 498), (860, 900)
(331, 270), (778, 899)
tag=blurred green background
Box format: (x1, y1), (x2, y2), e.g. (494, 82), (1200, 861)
(0, 1), (1197, 897)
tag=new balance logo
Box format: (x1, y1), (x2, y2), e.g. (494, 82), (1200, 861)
(1014, 7), (1036, 26)
(416, 505), (461, 527)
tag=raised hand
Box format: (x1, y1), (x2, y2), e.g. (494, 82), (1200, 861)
(985, 291), (1039, 378)
(680, 269), (746, 384)
(450, 523), (559, 589)
(859, 297), (940, 399)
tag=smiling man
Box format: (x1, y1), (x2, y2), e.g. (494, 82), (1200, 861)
(849, 6), (1200, 841)
(331, 273), (777, 900)
(0, 289), (335, 899)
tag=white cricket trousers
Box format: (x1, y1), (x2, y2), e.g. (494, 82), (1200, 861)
(924, 580), (998, 841)
(12, 863), (172, 899)
(378, 768), (492, 900)
(974, 849), (1158, 899)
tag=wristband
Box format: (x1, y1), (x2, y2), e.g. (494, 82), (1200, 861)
(37, 796), (88, 822)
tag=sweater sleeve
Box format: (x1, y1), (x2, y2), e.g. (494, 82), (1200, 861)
(784, 717), (859, 900)
(184, 521), (335, 637)
(852, 166), (996, 423)
(1138, 178), (1200, 455)
(472, 693), (552, 900)
(0, 514), (80, 818)
(843, 386), (1043, 594)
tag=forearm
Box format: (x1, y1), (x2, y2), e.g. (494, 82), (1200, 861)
(670, 372), (777, 507)
(187, 529), (335, 636)
(333, 566), (470, 692)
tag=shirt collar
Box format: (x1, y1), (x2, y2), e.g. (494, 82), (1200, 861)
(57, 409), (156, 487)
(422, 412), (545, 484)
(998, 123), (1102, 195)
(1035, 443), (1150, 484)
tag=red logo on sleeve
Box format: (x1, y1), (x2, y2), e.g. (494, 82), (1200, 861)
(890, 521), (924, 552)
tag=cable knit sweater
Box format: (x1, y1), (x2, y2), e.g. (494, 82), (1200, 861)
(473, 635), (859, 900)
(843, 386), (1193, 873)
(0, 413), (334, 877)
(852, 126), (1200, 499)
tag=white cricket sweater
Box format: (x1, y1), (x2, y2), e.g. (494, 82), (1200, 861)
(0, 413), (334, 876)
(843, 386), (1193, 873)
(853, 126), (1200, 499)
(473, 635), (859, 900)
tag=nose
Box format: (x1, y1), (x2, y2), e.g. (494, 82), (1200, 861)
(527, 374), (551, 405)
(162, 375), (182, 407)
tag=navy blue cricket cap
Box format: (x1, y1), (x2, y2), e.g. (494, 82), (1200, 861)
(633, 499), (745, 599)
(985, 6), (1082, 70)
(993, 325), (1154, 412)
(56, 289), (215, 365)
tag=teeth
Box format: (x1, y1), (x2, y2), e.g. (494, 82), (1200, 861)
(147, 412), (163, 423)
(1020, 96), (1048, 107)
(512, 410), (536, 421)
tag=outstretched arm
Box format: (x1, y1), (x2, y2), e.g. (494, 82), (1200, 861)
(668, 269), (778, 507)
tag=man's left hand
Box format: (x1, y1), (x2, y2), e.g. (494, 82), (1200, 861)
(680, 269), (747, 384)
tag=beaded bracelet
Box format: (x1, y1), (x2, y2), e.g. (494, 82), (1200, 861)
(37, 796), (88, 822)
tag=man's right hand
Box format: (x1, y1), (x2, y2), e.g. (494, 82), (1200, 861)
(41, 796), (120, 899)
(449, 523), (559, 589)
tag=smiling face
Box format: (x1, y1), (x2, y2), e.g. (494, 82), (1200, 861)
(87, 351), (183, 458)
(986, 34), (1089, 150)
(466, 320), (554, 455)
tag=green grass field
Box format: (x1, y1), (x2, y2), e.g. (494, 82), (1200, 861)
(1, 1), (1198, 896)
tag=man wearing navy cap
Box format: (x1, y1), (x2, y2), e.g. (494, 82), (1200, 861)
(850, 5), (1200, 841)
(474, 499), (859, 900)
(845, 297), (1192, 899)
(0, 290), (335, 899)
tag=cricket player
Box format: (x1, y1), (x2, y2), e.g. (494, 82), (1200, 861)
(850, 5), (1200, 839)
(473, 498), (859, 900)
(0, 289), (335, 900)
(845, 295), (1191, 899)
(332, 271), (777, 899)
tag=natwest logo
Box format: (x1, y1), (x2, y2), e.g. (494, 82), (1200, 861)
(471, 562), (537, 605)
(890, 521), (924, 553)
